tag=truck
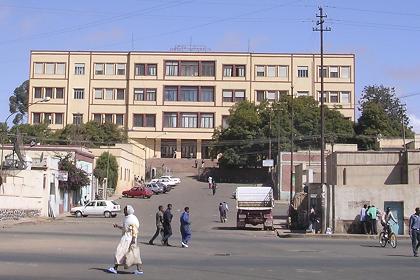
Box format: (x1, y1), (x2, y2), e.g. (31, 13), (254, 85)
(235, 186), (274, 230)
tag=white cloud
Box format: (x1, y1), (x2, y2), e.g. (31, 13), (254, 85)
(409, 114), (420, 134)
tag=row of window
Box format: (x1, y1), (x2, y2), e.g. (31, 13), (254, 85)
(32, 86), (352, 104)
(33, 112), (64, 124)
(34, 61), (351, 79)
(163, 113), (214, 128)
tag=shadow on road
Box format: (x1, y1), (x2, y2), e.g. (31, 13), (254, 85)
(386, 254), (413, 258)
(213, 226), (264, 231)
(89, 268), (133, 275)
(360, 244), (382, 248)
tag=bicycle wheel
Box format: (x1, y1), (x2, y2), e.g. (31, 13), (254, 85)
(379, 232), (387, 247)
(389, 233), (397, 248)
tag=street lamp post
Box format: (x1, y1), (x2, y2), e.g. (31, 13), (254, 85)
(0, 97), (51, 171)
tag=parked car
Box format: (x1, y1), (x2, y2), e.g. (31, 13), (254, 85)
(157, 181), (172, 193)
(158, 178), (177, 187)
(160, 175), (181, 184)
(146, 182), (164, 194)
(70, 200), (121, 218)
(122, 186), (154, 198)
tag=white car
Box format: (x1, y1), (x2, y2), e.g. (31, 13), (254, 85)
(157, 178), (177, 187)
(70, 200), (121, 218)
(160, 175), (181, 184)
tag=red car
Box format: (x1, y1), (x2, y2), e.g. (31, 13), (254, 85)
(122, 186), (153, 198)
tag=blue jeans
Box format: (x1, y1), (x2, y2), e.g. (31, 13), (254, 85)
(411, 229), (420, 255)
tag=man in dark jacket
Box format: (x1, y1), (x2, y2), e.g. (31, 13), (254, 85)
(162, 204), (173, 246)
(149, 205), (164, 245)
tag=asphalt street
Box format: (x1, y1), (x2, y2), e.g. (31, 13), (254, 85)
(1, 175), (419, 280)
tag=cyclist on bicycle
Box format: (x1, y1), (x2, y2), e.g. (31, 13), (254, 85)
(381, 207), (397, 236)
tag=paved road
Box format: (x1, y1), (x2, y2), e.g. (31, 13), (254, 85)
(1, 175), (419, 280)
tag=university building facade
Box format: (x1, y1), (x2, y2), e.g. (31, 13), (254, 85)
(28, 51), (355, 159)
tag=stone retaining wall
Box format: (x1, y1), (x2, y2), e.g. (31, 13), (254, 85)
(0, 209), (41, 221)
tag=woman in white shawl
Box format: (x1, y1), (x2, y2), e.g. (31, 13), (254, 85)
(108, 205), (143, 275)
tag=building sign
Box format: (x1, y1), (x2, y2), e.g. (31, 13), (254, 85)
(57, 171), (68, 181)
(262, 159), (274, 167)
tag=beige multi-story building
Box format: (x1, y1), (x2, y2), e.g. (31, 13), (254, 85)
(28, 51), (355, 159)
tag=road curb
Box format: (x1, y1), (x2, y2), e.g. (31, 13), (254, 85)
(275, 230), (410, 240)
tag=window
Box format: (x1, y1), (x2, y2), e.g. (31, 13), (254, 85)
(235, 65), (245, 77)
(145, 114), (155, 127)
(222, 116), (229, 129)
(34, 63), (44, 74)
(256, 90), (265, 102)
(329, 66), (339, 78)
(147, 64), (157, 76)
(56, 63), (65, 75)
(104, 114), (113, 123)
(135, 64), (145, 76)
(105, 89), (114, 100)
(318, 66), (328, 78)
(145, 89), (156, 101)
(94, 64), (104, 75)
(297, 91), (309, 97)
(223, 65), (233, 77)
(181, 113), (198, 128)
(201, 61), (215, 76)
(94, 88), (103, 99)
(298, 66), (309, 78)
(134, 88), (144, 101)
(179, 87), (198, 101)
(74, 89), (85, 99)
(55, 88), (64, 99)
(74, 63), (85, 75)
(200, 113), (214, 128)
(329, 91), (339, 103)
(266, 91), (277, 101)
(279, 66), (288, 78)
(116, 89), (125, 100)
(45, 63), (55, 74)
(133, 114), (143, 127)
(235, 90), (245, 102)
(200, 87), (214, 102)
(33, 113), (41, 124)
(164, 87), (178, 101)
(267, 66), (277, 77)
(45, 88), (53, 99)
(34, 87), (42, 99)
(73, 114), (83, 125)
(93, 114), (102, 123)
(180, 61), (199, 76)
(114, 114), (124, 125)
(116, 64), (126, 75)
(222, 90), (233, 102)
(163, 113), (177, 128)
(165, 61), (178, 76)
(341, 66), (350, 78)
(318, 91), (328, 103)
(105, 63), (114, 75)
(256, 66), (265, 77)
(44, 113), (52, 124)
(341, 91), (350, 103)
(55, 113), (63, 125)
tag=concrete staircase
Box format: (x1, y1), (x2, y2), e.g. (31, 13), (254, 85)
(147, 158), (218, 175)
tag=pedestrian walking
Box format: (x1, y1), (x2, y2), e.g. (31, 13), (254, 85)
(367, 205), (378, 235)
(222, 202), (229, 221)
(107, 205), (143, 275)
(180, 207), (191, 248)
(208, 176), (213, 189)
(212, 181), (217, 196)
(219, 203), (226, 223)
(360, 204), (368, 234)
(162, 204), (173, 246)
(308, 207), (316, 233)
(409, 207), (420, 257)
(149, 205), (164, 245)
(201, 159), (205, 168)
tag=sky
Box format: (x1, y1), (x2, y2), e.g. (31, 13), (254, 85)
(1, 0), (420, 132)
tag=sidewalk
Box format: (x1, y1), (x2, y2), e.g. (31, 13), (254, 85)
(0, 216), (56, 229)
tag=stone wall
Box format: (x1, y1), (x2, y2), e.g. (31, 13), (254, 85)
(0, 209), (41, 221)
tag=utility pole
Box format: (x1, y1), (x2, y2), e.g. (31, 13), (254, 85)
(313, 7), (331, 187)
(269, 114), (272, 160)
(313, 6), (331, 234)
(289, 86), (294, 206)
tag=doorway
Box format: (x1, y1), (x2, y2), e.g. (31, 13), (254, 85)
(383, 201), (404, 235)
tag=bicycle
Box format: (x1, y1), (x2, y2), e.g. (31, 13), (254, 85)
(379, 222), (397, 248)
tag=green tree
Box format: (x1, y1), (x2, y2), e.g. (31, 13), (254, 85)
(93, 152), (118, 191)
(357, 85), (413, 138)
(9, 123), (52, 144)
(9, 80), (29, 125)
(58, 154), (90, 191)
